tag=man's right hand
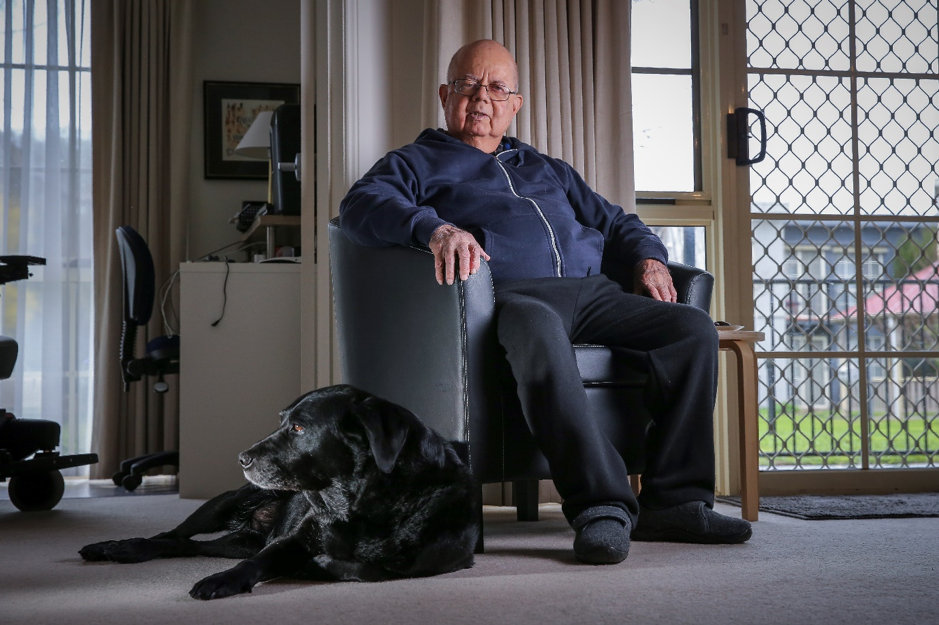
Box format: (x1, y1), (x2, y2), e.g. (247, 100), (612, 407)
(428, 224), (491, 285)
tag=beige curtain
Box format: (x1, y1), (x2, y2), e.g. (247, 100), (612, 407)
(421, 0), (635, 213)
(90, 0), (193, 477)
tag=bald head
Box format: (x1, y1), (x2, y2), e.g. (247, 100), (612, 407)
(447, 40), (519, 90)
(439, 39), (523, 153)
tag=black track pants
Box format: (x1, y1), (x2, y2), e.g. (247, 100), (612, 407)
(494, 275), (719, 525)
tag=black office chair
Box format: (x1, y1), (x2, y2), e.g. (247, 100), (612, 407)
(328, 217), (714, 550)
(110, 226), (180, 491)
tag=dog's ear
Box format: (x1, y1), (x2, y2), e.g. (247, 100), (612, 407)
(349, 396), (411, 473)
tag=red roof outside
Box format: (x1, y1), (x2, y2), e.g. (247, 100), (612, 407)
(832, 261), (939, 321)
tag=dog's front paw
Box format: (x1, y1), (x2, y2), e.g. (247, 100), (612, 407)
(104, 537), (168, 563)
(190, 568), (255, 600)
(79, 538), (164, 563)
(79, 540), (117, 562)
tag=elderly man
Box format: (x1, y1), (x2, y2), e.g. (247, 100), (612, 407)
(340, 40), (751, 564)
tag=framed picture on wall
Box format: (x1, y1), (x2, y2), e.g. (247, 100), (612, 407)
(203, 81), (301, 180)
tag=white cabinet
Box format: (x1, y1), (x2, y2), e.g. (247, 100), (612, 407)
(178, 262), (301, 499)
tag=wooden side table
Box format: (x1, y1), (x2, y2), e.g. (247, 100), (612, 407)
(718, 329), (765, 521)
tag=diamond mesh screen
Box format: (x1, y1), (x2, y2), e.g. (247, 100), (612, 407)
(748, 0), (939, 471)
(752, 219), (857, 352)
(868, 358), (939, 467)
(747, 0), (852, 70)
(856, 0), (939, 73)
(858, 77), (939, 217)
(758, 358), (863, 469)
(749, 74), (855, 215)
(861, 222), (939, 352)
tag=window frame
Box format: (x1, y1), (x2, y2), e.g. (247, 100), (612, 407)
(632, 0), (704, 195)
(634, 1), (718, 283)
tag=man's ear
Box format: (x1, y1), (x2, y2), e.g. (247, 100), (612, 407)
(511, 93), (523, 116)
(350, 396), (411, 473)
(439, 83), (449, 109)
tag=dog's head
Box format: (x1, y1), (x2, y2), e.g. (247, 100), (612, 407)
(238, 385), (418, 492)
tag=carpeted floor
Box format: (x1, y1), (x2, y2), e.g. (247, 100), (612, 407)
(1, 494), (937, 624)
(717, 493), (939, 520)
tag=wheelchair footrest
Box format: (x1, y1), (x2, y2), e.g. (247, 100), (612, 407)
(0, 452), (99, 479)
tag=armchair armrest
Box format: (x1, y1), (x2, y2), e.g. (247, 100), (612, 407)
(666, 261), (714, 312)
(601, 253), (713, 311)
(328, 218), (500, 444)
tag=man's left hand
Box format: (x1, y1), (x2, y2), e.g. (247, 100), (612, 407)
(634, 259), (677, 303)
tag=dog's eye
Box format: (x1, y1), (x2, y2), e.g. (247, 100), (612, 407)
(291, 423), (305, 434)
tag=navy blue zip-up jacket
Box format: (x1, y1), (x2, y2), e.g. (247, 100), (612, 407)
(340, 128), (668, 285)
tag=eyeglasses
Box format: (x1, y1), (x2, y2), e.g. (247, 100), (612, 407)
(449, 79), (517, 102)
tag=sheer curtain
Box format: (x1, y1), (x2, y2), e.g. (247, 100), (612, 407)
(0, 0), (94, 471)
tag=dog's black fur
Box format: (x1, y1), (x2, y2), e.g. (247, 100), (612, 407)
(79, 385), (478, 600)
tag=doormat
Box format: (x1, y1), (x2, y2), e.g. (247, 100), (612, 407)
(716, 493), (939, 520)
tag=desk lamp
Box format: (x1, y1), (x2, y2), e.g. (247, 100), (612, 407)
(235, 110), (274, 203)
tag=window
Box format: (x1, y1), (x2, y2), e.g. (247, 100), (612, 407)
(631, 0), (701, 193)
(0, 0), (94, 470)
(835, 256), (853, 279)
(631, 0), (713, 285)
(862, 251), (886, 280)
(650, 225), (707, 268)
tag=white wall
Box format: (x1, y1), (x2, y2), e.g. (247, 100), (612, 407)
(302, 0), (427, 390)
(187, 0), (302, 261)
(343, 0), (426, 186)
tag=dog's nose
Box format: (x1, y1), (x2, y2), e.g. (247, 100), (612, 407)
(238, 452), (253, 470)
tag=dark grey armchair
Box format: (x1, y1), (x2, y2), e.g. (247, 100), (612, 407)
(328, 217), (713, 548)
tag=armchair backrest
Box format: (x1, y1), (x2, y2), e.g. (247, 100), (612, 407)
(328, 218), (501, 445)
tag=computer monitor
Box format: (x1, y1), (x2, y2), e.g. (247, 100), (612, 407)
(269, 104), (301, 216)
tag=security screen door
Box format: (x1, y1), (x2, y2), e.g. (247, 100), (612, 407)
(746, 0), (939, 472)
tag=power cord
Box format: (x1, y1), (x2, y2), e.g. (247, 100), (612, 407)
(210, 258), (232, 327)
(190, 241), (266, 328)
(158, 269), (181, 337)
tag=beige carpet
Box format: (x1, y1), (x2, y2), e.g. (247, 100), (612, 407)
(1, 493), (935, 624)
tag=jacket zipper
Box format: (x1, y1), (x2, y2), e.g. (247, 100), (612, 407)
(494, 152), (563, 277)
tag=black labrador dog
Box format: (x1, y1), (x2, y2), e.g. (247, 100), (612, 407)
(80, 385), (478, 600)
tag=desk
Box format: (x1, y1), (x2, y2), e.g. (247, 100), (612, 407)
(178, 262), (301, 499)
(240, 215), (301, 258)
(718, 329), (765, 521)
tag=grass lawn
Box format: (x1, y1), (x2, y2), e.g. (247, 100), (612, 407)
(758, 403), (939, 468)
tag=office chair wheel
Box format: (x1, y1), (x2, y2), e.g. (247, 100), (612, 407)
(121, 473), (143, 491)
(111, 470), (127, 486)
(8, 470), (65, 511)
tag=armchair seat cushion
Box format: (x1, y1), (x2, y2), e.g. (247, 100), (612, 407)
(574, 345), (649, 387)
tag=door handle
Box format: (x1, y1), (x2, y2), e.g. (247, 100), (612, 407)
(727, 107), (767, 166)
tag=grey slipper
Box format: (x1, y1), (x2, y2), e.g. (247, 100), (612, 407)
(571, 506), (632, 565)
(631, 501), (752, 544)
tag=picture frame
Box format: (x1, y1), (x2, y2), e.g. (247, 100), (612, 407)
(203, 81), (301, 180)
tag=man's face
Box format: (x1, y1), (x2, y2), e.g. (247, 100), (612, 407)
(438, 42), (523, 153)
